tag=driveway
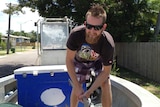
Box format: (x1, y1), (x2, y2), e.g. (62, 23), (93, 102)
(0, 49), (39, 78)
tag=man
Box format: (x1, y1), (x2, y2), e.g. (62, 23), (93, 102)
(66, 3), (114, 107)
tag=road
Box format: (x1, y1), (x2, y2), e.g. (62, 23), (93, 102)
(0, 49), (39, 78)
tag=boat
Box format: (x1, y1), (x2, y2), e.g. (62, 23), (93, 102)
(0, 17), (160, 107)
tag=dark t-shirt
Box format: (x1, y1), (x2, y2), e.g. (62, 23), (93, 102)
(66, 25), (115, 66)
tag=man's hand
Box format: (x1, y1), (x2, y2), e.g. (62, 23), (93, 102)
(78, 90), (91, 100)
(72, 85), (84, 101)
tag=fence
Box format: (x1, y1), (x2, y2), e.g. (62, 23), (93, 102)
(115, 42), (160, 83)
(16, 42), (35, 47)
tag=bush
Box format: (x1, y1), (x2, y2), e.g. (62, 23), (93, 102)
(11, 48), (15, 53)
(32, 46), (35, 49)
(0, 42), (6, 50)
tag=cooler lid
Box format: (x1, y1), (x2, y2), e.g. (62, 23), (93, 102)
(14, 65), (67, 75)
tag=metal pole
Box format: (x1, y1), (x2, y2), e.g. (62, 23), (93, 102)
(6, 3), (11, 54)
(36, 19), (41, 56)
(20, 24), (22, 51)
(20, 20), (32, 51)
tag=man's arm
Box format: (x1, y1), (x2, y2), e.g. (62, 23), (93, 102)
(80, 65), (112, 98)
(66, 48), (81, 88)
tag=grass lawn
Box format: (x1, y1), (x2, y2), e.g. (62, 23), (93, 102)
(0, 46), (34, 55)
(111, 66), (160, 98)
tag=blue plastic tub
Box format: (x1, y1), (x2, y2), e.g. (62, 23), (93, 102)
(14, 65), (85, 107)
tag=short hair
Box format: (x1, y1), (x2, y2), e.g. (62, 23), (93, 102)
(85, 4), (107, 24)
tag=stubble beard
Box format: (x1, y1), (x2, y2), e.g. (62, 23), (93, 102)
(85, 33), (101, 44)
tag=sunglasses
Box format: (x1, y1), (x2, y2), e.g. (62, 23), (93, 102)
(85, 22), (103, 30)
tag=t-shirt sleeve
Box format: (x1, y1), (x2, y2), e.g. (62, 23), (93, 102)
(101, 31), (115, 66)
(66, 32), (79, 51)
(66, 26), (85, 51)
(101, 44), (114, 66)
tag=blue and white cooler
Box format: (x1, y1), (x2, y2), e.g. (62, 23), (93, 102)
(14, 65), (85, 107)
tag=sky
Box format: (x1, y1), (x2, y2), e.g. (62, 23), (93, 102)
(0, 0), (42, 35)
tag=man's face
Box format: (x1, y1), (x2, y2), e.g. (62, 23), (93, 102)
(85, 15), (106, 44)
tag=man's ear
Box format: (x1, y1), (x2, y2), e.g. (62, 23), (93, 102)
(103, 23), (107, 30)
(84, 21), (86, 25)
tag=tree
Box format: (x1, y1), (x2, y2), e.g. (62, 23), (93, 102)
(18, 0), (75, 17)
(17, 0), (159, 42)
(11, 31), (21, 36)
(149, 0), (160, 41)
(3, 3), (24, 15)
(18, 0), (99, 23)
(27, 31), (37, 43)
(105, 0), (155, 42)
(3, 3), (24, 54)
(10, 30), (37, 43)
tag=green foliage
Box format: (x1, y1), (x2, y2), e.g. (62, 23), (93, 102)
(0, 33), (2, 43)
(3, 3), (24, 15)
(32, 45), (35, 49)
(148, 0), (160, 12)
(17, 0), (159, 42)
(27, 31), (37, 43)
(106, 0), (156, 42)
(10, 47), (15, 53)
(18, 0), (74, 17)
(150, 34), (160, 42)
(9, 30), (37, 43)
(71, 0), (94, 24)
(111, 66), (160, 98)
(0, 42), (6, 50)
(111, 60), (120, 74)
(11, 31), (21, 36)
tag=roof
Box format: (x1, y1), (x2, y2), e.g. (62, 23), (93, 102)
(2, 34), (30, 40)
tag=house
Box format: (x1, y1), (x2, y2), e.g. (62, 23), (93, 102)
(1, 34), (30, 47)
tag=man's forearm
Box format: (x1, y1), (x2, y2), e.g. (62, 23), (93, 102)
(87, 66), (111, 94)
(66, 59), (80, 88)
